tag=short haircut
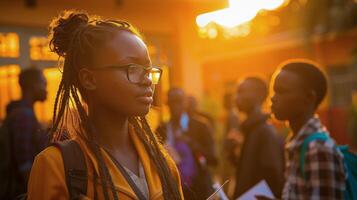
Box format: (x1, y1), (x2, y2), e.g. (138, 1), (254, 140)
(280, 59), (327, 107)
(19, 67), (43, 90)
(244, 77), (268, 102)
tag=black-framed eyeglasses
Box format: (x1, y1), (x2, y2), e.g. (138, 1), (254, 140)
(90, 63), (162, 85)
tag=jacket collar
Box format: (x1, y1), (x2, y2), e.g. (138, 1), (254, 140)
(76, 124), (163, 199)
(240, 112), (269, 134)
(129, 125), (163, 199)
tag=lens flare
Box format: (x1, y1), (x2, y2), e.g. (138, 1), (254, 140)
(196, 0), (286, 28)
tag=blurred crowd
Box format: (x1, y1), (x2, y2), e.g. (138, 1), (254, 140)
(1, 58), (356, 200)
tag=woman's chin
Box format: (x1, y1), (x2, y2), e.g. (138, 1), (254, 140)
(132, 105), (151, 117)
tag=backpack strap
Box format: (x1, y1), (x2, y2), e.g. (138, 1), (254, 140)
(52, 140), (88, 200)
(300, 132), (329, 180)
(338, 145), (357, 200)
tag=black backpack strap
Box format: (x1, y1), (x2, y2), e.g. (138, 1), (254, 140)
(52, 140), (88, 200)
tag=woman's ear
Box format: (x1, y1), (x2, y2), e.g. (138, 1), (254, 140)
(79, 68), (97, 90)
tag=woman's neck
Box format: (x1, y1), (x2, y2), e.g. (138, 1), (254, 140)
(89, 107), (131, 151)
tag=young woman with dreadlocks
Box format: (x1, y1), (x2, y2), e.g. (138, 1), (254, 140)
(27, 10), (184, 200)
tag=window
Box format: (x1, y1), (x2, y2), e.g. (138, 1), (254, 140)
(0, 65), (63, 124)
(0, 65), (21, 119)
(29, 36), (57, 61)
(0, 33), (19, 58)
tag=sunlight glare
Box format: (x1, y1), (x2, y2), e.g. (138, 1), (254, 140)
(196, 0), (285, 28)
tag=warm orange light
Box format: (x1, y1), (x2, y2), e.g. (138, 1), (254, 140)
(0, 65), (21, 120)
(262, 0), (285, 10)
(0, 33), (19, 58)
(196, 0), (286, 28)
(34, 67), (62, 123)
(29, 36), (58, 61)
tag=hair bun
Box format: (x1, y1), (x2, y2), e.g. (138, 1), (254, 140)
(49, 10), (89, 57)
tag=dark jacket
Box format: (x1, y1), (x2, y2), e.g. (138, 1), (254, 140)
(156, 115), (217, 200)
(232, 112), (284, 198)
(2, 100), (47, 198)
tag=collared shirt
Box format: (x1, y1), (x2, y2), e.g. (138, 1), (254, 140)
(282, 116), (346, 200)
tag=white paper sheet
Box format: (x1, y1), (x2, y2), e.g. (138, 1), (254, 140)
(236, 180), (275, 200)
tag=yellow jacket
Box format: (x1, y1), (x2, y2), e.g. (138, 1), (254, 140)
(27, 126), (184, 200)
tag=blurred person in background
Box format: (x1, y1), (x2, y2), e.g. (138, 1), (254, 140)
(157, 88), (217, 200)
(223, 92), (239, 139)
(186, 95), (215, 129)
(0, 67), (48, 199)
(220, 92), (239, 197)
(228, 77), (284, 199)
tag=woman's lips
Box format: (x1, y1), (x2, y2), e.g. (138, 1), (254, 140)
(136, 96), (153, 104)
(136, 89), (153, 104)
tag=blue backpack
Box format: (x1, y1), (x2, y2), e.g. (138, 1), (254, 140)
(300, 132), (357, 200)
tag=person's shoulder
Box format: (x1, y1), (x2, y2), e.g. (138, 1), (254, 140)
(6, 100), (30, 112)
(6, 101), (34, 120)
(307, 136), (343, 159)
(308, 134), (336, 149)
(256, 122), (278, 138)
(190, 115), (211, 127)
(6, 100), (22, 111)
(28, 144), (69, 199)
(35, 145), (64, 164)
(259, 122), (276, 132)
(30, 145), (65, 183)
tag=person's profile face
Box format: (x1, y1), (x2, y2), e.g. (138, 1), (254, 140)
(235, 80), (260, 113)
(88, 30), (153, 116)
(270, 70), (306, 121)
(168, 90), (185, 120)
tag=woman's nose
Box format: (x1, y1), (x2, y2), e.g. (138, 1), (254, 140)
(140, 72), (153, 86)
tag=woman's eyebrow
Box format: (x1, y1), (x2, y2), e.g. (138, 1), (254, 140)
(119, 56), (150, 64)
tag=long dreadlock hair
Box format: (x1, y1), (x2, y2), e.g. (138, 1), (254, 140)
(48, 10), (182, 200)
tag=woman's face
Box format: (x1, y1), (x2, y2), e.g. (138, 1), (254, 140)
(85, 30), (153, 117)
